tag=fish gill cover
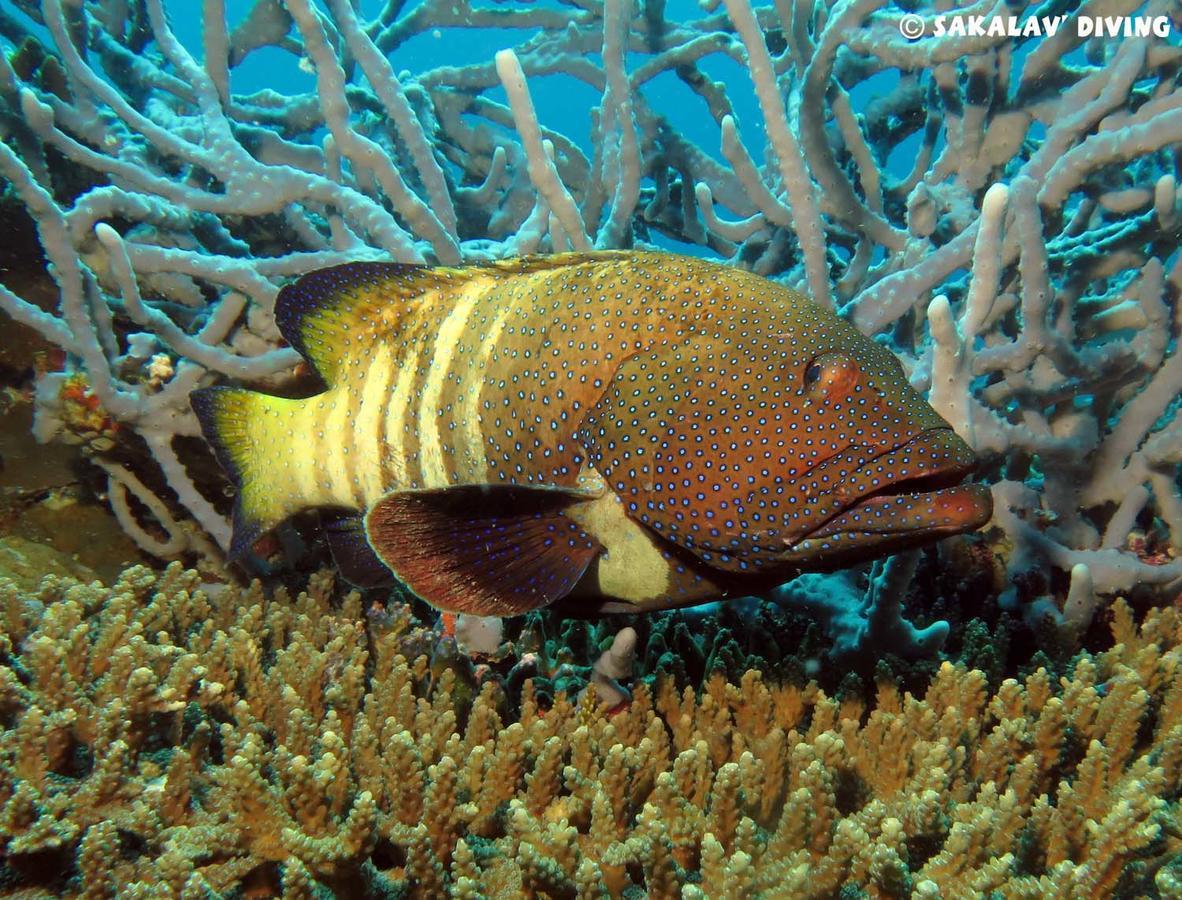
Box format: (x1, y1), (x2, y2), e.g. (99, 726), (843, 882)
(0, 0), (1179, 896)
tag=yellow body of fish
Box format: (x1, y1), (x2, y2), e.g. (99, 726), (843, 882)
(192, 251), (991, 615)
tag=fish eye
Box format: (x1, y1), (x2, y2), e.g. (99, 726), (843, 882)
(803, 353), (861, 399)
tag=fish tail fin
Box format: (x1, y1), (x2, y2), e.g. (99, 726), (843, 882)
(191, 385), (293, 559)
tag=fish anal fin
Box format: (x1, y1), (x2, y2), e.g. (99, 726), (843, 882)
(365, 486), (603, 616)
(322, 511), (395, 589)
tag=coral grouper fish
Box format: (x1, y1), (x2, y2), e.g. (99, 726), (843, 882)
(191, 251), (991, 615)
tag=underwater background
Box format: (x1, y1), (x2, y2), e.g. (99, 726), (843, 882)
(1, 0), (1181, 895)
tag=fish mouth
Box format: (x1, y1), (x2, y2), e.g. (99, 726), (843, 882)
(780, 428), (993, 566)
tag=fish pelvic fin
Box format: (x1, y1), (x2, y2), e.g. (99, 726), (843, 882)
(191, 385), (298, 559)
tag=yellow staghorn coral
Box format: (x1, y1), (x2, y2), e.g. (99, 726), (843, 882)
(0, 566), (1179, 897)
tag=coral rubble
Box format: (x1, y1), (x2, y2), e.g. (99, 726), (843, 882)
(1, 565), (1179, 896)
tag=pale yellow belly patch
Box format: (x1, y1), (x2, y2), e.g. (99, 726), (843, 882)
(565, 476), (671, 603)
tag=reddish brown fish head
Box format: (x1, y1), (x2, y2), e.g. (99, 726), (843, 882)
(579, 266), (993, 579)
(765, 344), (992, 567)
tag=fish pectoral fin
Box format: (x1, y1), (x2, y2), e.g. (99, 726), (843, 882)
(365, 485), (604, 616)
(322, 511), (396, 589)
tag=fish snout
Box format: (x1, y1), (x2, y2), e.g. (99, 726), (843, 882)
(777, 427), (993, 567)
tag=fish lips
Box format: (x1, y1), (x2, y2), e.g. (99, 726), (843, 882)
(779, 428), (993, 566)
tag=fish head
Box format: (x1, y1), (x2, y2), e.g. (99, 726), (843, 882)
(579, 266), (992, 579)
(768, 340), (994, 571)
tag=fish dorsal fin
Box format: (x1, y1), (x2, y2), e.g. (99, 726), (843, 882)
(365, 484), (603, 616)
(274, 262), (453, 384)
(274, 254), (634, 384)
